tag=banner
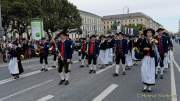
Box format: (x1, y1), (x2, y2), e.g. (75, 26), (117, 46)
(31, 19), (44, 40)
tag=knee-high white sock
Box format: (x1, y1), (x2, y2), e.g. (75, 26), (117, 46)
(155, 67), (158, 75)
(115, 65), (120, 74)
(69, 64), (71, 71)
(81, 59), (85, 65)
(53, 61), (56, 66)
(90, 65), (93, 70)
(93, 65), (97, 70)
(45, 65), (48, 69)
(65, 73), (69, 81)
(160, 67), (164, 75)
(122, 64), (126, 72)
(42, 64), (45, 69)
(59, 73), (65, 80)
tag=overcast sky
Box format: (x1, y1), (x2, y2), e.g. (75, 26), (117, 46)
(68, 0), (180, 33)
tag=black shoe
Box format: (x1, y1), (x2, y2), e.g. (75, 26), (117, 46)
(155, 74), (158, 79)
(147, 89), (152, 93)
(122, 71), (126, 75)
(64, 80), (69, 85)
(113, 73), (119, 77)
(59, 80), (65, 85)
(80, 65), (84, 68)
(44, 68), (48, 72)
(92, 70), (96, 73)
(86, 65), (89, 67)
(89, 70), (93, 74)
(41, 68), (45, 71)
(160, 75), (163, 79)
(142, 89), (147, 93)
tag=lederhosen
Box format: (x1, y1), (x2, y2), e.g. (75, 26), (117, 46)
(88, 41), (99, 65)
(58, 40), (72, 73)
(115, 39), (128, 65)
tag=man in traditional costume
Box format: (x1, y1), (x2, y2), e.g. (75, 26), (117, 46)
(113, 32), (128, 76)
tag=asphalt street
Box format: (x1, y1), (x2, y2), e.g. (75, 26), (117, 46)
(0, 45), (179, 101)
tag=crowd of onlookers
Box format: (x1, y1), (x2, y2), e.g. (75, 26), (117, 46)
(0, 39), (39, 63)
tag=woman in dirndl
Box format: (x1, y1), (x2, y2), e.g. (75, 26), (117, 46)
(141, 28), (157, 92)
(8, 42), (20, 79)
(106, 35), (114, 65)
(98, 35), (108, 69)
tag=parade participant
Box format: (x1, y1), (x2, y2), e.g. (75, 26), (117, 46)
(113, 32), (128, 76)
(106, 35), (115, 65)
(163, 32), (173, 70)
(87, 35), (99, 74)
(50, 39), (57, 68)
(80, 38), (87, 67)
(141, 28), (157, 92)
(57, 31), (73, 85)
(98, 35), (108, 69)
(156, 28), (168, 79)
(39, 38), (49, 72)
(8, 42), (22, 79)
(124, 34), (133, 68)
(16, 41), (24, 76)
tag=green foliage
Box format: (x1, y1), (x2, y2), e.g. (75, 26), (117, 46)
(1, 0), (82, 34)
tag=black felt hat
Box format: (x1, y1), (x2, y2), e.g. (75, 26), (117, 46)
(143, 28), (155, 36)
(156, 28), (165, 32)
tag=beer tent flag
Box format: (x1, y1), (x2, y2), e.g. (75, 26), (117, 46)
(31, 19), (44, 40)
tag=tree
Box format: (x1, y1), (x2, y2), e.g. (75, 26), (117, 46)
(1, 0), (82, 38)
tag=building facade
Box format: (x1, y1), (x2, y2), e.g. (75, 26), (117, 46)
(103, 12), (163, 34)
(79, 10), (104, 38)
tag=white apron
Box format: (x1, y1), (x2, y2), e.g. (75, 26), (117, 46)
(141, 56), (155, 85)
(106, 48), (113, 63)
(98, 50), (108, 65)
(126, 51), (133, 66)
(132, 48), (139, 61)
(8, 58), (19, 74)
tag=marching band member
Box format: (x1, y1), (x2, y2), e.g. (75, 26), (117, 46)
(87, 35), (99, 74)
(57, 32), (73, 85)
(141, 28), (157, 92)
(113, 32), (128, 77)
(106, 35), (115, 65)
(156, 28), (169, 79)
(124, 34), (133, 68)
(39, 38), (49, 72)
(50, 39), (57, 68)
(80, 38), (87, 67)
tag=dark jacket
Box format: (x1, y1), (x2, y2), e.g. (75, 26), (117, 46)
(141, 39), (155, 57)
(57, 40), (73, 60)
(114, 39), (128, 56)
(87, 41), (99, 57)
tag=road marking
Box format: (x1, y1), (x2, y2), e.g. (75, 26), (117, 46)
(0, 80), (53, 101)
(96, 65), (115, 74)
(0, 60), (79, 85)
(173, 60), (180, 72)
(0, 68), (53, 85)
(37, 95), (54, 101)
(92, 84), (118, 101)
(170, 61), (177, 101)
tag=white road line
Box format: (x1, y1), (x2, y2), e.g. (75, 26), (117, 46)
(170, 61), (177, 101)
(173, 60), (180, 72)
(92, 84), (118, 101)
(0, 60), (78, 85)
(96, 65), (115, 74)
(0, 80), (53, 101)
(0, 68), (53, 85)
(37, 95), (54, 101)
